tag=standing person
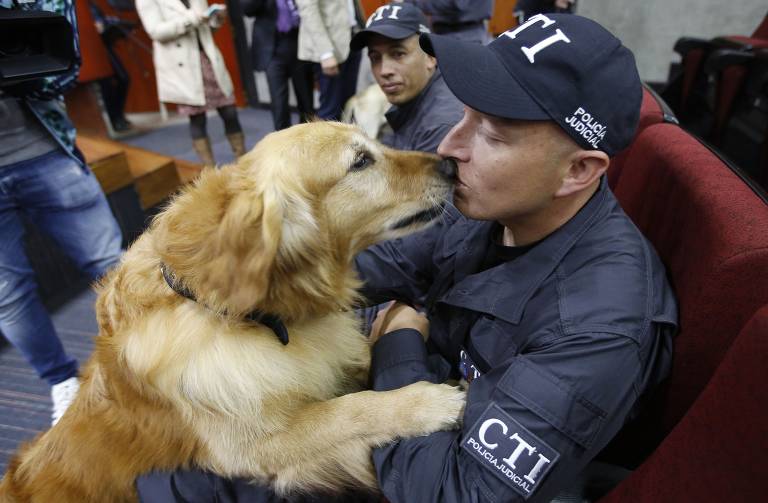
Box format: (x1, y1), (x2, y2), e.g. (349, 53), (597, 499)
(396, 0), (494, 44)
(137, 14), (678, 503)
(294, 0), (365, 121)
(0, 0), (123, 425)
(136, 0), (245, 167)
(89, 0), (135, 133)
(242, 0), (315, 131)
(350, 2), (462, 153)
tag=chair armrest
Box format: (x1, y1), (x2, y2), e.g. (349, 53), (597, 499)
(674, 37), (716, 56)
(703, 48), (755, 74)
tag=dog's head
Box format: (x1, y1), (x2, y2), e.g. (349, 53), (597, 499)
(152, 121), (454, 320)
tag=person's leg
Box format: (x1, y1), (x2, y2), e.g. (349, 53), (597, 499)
(189, 111), (208, 140)
(98, 77), (122, 129)
(0, 153), (80, 386)
(316, 50), (362, 121)
(290, 58), (316, 124)
(136, 469), (380, 502)
(105, 42), (132, 127)
(265, 34), (294, 131)
(13, 150), (121, 422)
(217, 105), (242, 136)
(189, 112), (215, 167)
(217, 105), (245, 158)
(338, 50), (361, 116)
(137, 470), (283, 503)
(315, 64), (342, 121)
(21, 151), (122, 281)
(282, 32), (314, 125)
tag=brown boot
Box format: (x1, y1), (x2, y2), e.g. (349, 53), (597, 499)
(192, 137), (215, 168)
(226, 132), (246, 159)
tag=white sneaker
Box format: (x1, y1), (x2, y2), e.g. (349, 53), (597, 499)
(51, 376), (80, 426)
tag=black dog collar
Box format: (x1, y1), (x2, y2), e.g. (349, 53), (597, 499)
(160, 263), (289, 345)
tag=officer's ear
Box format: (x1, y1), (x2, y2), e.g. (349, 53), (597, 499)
(555, 149), (609, 198)
(425, 54), (436, 72)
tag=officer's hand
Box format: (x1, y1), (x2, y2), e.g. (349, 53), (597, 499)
(370, 301), (429, 344)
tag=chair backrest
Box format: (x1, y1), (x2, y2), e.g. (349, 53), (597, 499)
(751, 12), (768, 40)
(726, 12), (768, 46)
(599, 304), (768, 502)
(607, 85), (677, 190)
(612, 122), (768, 442)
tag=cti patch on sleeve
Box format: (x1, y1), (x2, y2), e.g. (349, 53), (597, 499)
(461, 403), (560, 499)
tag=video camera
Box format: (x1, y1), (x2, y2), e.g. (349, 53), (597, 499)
(0, 9), (76, 87)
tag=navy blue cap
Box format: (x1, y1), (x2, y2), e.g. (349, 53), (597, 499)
(420, 14), (642, 156)
(350, 3), (431, 52)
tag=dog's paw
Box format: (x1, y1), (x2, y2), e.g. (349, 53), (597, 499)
(395, 382), (466, 437)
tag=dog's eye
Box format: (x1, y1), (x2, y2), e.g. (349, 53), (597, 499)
(350, 154), (372, 172)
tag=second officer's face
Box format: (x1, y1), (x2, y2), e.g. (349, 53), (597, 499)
(367, 34), (436, 106)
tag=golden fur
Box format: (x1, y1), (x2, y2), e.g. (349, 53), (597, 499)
(342, 83), (391, 140)
(0, 122), (464, 502)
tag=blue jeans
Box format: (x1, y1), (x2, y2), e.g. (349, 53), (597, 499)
(0, 150), (122, 385)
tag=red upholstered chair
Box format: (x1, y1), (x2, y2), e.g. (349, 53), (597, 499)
(606, 122), (768, 466)
(599, 304), (768, 502)
(701, 46), (768, 153)
(724, 12), (768, 46)
(665, 12), (768, 119)
(607, 85), (677, 190)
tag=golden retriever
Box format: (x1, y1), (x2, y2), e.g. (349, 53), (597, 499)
(0, 121), (464, 502)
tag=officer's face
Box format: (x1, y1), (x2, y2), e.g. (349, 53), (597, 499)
(438, 107), (577, 225)
(367, 34), (436, 106)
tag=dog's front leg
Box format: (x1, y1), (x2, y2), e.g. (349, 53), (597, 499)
(261, 381), (465, 493)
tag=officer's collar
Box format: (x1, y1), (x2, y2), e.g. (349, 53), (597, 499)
(160, 263), (289, 345)
(443, 177), (612, 325)
(384, 69), (443, 131)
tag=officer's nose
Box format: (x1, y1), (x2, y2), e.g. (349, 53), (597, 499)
(436, 158), (458, 182)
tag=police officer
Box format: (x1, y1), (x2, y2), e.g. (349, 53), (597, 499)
(350, 2), (463, 153)
(137, 14), (677, 503)
(395, 0), (494, 44)
(358, 13), (677, 502)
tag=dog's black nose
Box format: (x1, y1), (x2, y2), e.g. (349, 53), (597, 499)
(437, 158), (457, 182)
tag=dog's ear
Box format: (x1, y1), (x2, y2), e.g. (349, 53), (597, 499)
(153, 167), (283, 317)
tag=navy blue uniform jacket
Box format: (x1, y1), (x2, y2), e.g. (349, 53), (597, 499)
(355, 178), (677, 502)
(381, 69), (463, 154)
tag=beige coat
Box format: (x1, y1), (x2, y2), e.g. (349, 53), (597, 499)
(136, 0), (234, 106)
(295, 0), (362, 64)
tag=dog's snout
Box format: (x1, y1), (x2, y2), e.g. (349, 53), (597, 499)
(436, 158), (457, 182)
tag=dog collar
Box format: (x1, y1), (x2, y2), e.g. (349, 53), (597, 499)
(160, 263), (289, 345)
